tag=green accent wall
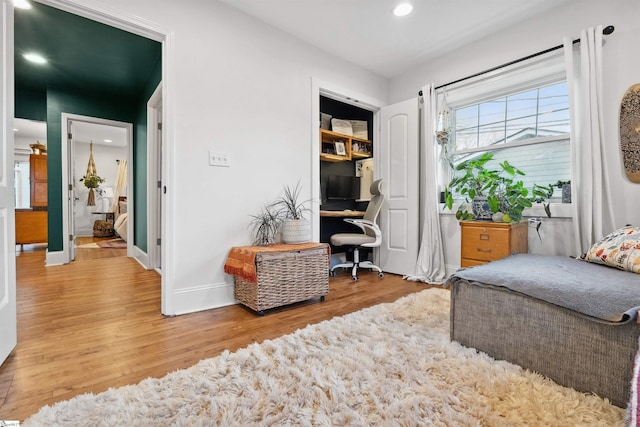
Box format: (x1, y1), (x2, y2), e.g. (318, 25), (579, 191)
(46, 89), (138, 251)
(16, 56), (161, 255)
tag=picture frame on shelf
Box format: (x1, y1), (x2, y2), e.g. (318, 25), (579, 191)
(334, 141), (346, 156)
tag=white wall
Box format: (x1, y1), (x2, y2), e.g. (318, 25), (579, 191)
(390, 0), (640, 273)
(73, 142), (127, 236)
(88, 0), (389, 314)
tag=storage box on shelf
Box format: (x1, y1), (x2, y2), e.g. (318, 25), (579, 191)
(320, 129), (371, 162)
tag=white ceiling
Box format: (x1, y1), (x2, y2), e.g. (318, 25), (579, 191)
(13, 118), (127, 148)
(219, 0), (572, 78)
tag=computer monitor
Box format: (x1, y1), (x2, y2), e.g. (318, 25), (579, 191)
(326, 175), (360, 200)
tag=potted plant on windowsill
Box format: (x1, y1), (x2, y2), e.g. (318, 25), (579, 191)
(444, 152), (532, 223)
(275, 181), (312, 244)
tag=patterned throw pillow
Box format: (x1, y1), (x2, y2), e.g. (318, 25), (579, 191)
(583, 226), (640, 273)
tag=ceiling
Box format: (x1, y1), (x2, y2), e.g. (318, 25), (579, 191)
(218, 0), (573, 78)
(13, 1), (158, 148)
(14, 1), (161, 98)
(13, 0), (572, 100)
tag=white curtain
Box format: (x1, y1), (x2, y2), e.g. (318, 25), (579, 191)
(406, 84), (446, 284)
(563, 25), (616, 255)
(110, 160), (128, 213)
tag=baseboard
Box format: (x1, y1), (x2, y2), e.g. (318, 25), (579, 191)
(45, 250), (67, 266)
(173, 282), (236, 316)
(131, 245), (149, 269)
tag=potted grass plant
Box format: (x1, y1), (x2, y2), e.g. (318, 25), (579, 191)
(275, 181), (311, 244)
(249, 204), (281, 246)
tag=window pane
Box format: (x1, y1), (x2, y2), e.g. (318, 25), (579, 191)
(506, 117), (537, 141)
(448, 81), (571, 194)
(538, 82), (570, 135)
(478, 123), (505, 148)
(455, 105), (478, 131)
(455, 128), (478, 150)
(507, 89), (537, 121)
(479, 98), (506, 126)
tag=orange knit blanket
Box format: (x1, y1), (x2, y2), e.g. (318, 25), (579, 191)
(224, 242), (328, 283)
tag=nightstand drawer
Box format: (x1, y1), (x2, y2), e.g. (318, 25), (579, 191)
(461, 227), (510, 261)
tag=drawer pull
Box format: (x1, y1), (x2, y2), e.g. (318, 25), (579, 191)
(477, 248), (492, 253)
(479, 234), (490, 241)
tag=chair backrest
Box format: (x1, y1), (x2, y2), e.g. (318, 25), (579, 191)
(362, 179), (384, 237)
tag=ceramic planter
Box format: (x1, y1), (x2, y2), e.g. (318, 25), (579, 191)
(281, 219), (311, 244)
(472, 196), (492, 221)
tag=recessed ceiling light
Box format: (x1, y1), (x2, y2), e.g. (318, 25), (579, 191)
(393, 3), (413, 17)
(14, 128), (19, 132)
(14, 0), (32, 10)
(23, 52), (47, 64)
(104, 139), (112, 143)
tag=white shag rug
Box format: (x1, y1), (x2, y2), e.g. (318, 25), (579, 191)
(25, 288), (625, 426)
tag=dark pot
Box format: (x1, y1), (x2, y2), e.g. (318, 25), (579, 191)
(472, 196), (492, 221)
(562, 184), (571, 203)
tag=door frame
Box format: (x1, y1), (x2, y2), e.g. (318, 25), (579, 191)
(310, 78), (385, 244)
(147, 82), (162, 272)
(28, 0), (176, 315)
(61, 114), (134, 262)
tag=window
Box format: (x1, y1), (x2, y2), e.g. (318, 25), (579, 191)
(14, 160), (30, 208)
(449, 81), (571, 197)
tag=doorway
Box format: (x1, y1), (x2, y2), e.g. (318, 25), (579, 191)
(67, 117), (132, 262)
(311, 79), (384, 265)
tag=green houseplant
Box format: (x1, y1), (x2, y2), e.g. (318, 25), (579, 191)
(444, 152), (532, 223)
(530, 179), (572, 219)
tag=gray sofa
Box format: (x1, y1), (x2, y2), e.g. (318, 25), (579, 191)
(446, 254), (640, 408)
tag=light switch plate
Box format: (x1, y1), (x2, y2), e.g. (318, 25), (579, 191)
(209, 151), (231, 167)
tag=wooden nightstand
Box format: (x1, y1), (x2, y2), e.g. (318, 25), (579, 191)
(460, 221), (528, 267)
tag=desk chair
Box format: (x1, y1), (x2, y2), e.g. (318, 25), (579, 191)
(330, 179), (384, 281)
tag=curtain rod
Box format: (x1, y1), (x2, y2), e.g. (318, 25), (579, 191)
(418, 25), (614, 96)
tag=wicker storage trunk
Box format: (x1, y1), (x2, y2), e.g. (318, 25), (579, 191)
(234, 246), (329, 315)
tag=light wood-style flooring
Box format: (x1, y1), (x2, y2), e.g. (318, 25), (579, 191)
(1, 243), (437, 421)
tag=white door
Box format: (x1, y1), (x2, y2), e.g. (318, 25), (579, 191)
(378, 98), (420, 275)
(0, 0), (17, 366)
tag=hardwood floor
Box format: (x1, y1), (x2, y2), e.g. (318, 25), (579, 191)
(0, 246), (438, 421)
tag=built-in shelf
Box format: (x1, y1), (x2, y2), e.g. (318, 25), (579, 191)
(320, 129), (371, 162)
